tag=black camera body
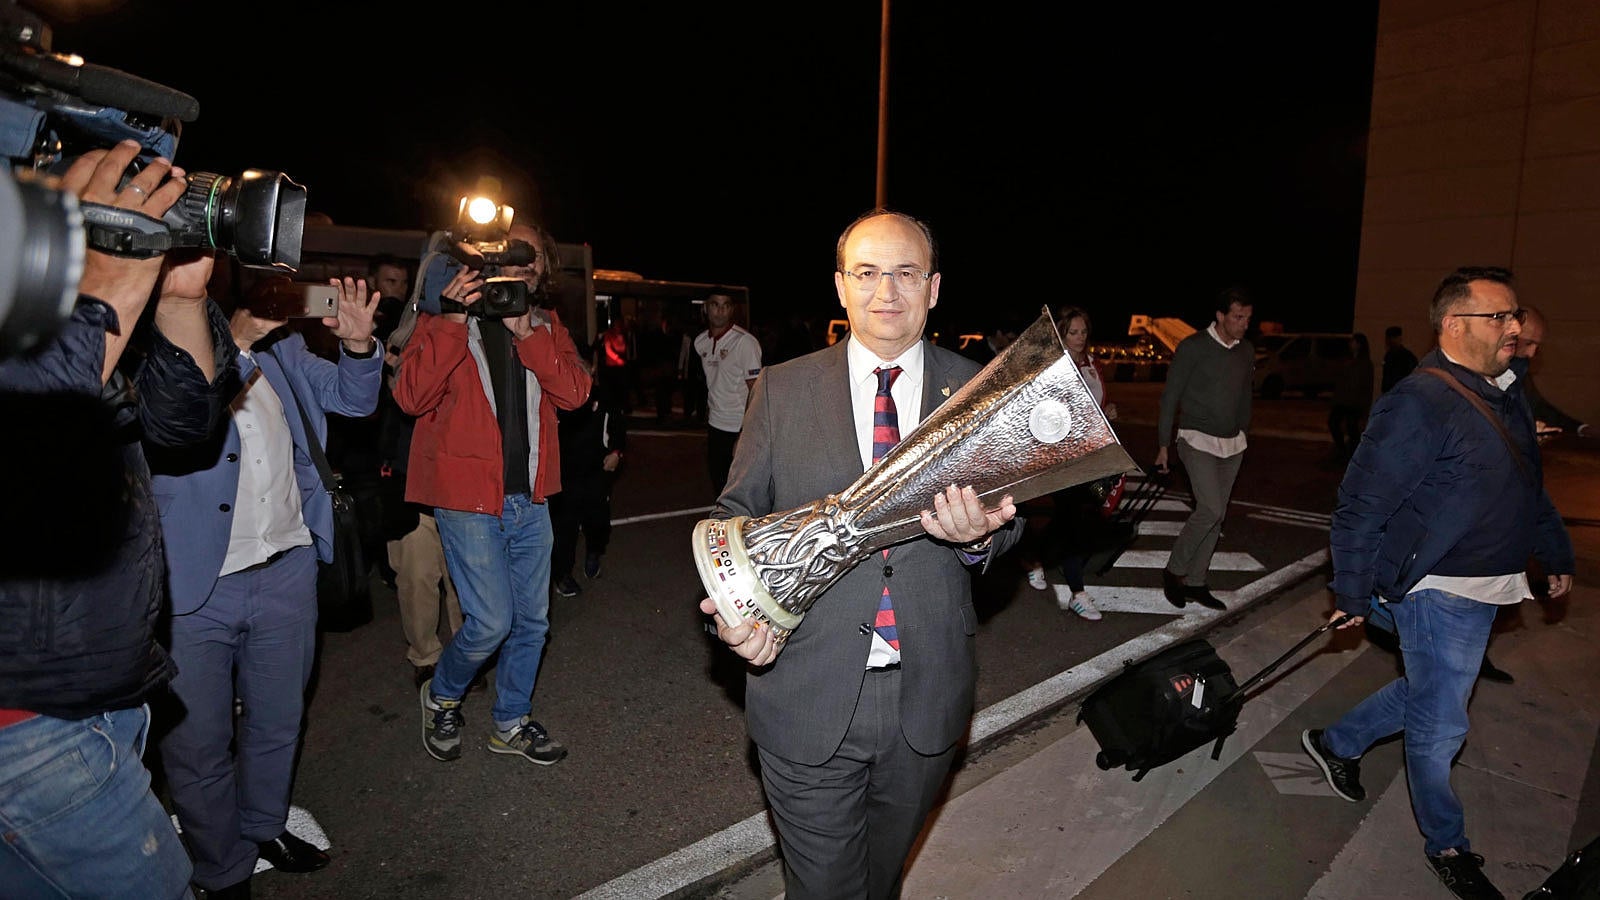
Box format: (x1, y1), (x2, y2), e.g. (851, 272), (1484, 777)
(440, 238), (537, 320)
(0, 4), (306, 271)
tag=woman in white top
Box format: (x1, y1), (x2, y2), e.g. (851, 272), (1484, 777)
(1025, 306), (1119, 619)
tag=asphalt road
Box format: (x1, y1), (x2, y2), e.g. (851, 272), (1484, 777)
(240, 382), (1351, 900)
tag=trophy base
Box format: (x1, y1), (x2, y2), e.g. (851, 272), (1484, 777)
(692, 517), (802, 645)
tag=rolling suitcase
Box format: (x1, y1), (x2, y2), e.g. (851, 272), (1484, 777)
(1524, 833), (1600, 899)
(1078, 615), (1349, 781)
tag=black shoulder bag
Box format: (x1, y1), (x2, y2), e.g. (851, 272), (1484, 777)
(276, 358), (374, 632)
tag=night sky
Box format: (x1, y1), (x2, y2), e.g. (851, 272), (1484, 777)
(43, 1), (1380, 339)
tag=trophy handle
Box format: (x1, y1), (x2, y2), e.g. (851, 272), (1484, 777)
(693, 517), (803, 644)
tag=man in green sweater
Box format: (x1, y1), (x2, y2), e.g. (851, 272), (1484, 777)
(1153, 288), (1255, 610)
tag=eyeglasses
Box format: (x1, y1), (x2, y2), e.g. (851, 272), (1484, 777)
(1449, 308), (1526, 326)
(841, 268), (932, 291)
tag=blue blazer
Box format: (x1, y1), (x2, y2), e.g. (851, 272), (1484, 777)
(149, 331), (382, 615)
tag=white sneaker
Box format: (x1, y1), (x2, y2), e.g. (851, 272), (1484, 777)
(1067, 591), (1102, 621)
(1027, 566), (1048, 591)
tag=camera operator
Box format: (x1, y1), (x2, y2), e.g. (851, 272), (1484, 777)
(147, 270), (380, 897)
(0, 140), (238, 900)
(395, 221), (591, 766)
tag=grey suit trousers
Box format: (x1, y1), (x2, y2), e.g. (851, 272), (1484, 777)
(1167, 440), (1244, 586)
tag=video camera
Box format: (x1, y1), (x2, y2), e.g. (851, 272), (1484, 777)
(433, 191), (539, 320)
(0, 3), (308, 356)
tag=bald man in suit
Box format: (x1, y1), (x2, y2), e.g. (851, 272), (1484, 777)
(701, 209), (1021, 899)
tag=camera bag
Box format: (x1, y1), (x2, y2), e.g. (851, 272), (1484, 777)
(280, 363), (373, 633)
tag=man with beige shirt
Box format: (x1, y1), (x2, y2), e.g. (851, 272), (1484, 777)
(1153, 287), (1255, 611)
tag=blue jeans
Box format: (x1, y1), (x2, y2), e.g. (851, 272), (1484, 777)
(0, 706), (194, 899)
(434, 495), (554, 727)
(1324, 589), (1498, 856)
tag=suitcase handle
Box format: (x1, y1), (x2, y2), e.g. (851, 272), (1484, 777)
(1233, 614), (1351, 698)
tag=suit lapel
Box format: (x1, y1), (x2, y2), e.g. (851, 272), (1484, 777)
(814, 342), (864, 476)
(919, 341), (959, 418)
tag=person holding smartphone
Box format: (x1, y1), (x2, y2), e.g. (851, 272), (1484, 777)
(148, 272), (381, 897)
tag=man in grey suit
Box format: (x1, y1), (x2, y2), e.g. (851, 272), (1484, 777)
(701, 209), (1021, 899)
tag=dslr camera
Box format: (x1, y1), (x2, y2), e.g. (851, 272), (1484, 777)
(433, 192), (539, 320)
(0, 4), (306, 268)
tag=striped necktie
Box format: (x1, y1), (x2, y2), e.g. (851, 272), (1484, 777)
(873, 366), (902, 650)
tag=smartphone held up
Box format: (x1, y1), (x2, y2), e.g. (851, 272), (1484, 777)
(248, 281), (340, 320)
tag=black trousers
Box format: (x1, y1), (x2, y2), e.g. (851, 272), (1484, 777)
(550, 470), (613, 580)
(707, 426), (739, 498)
(1328, 404), (1365, 459)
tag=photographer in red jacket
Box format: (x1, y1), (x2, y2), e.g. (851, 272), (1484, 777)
(394, 221), (591, 766)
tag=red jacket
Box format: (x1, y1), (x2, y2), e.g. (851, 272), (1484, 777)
(395, 311), (592, 514)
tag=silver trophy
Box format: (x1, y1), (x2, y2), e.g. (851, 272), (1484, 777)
(693, 307), (1140, 644)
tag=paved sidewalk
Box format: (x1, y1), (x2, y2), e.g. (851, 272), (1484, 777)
(900, 577), (1599, 899)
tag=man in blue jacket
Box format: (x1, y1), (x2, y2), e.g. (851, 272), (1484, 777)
(148, 272), (382, 898)
(1302, 266), (1574, 900)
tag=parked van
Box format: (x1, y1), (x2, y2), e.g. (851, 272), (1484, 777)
(1252, 332), (1356, 399)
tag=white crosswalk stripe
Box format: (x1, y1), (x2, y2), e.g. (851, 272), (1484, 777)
(1115, 550), (1266, 571)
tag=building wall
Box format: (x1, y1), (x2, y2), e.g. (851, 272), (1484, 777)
(1354, 0), (1600, 426)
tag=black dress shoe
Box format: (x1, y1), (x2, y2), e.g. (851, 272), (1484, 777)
(1183, 585), (1228, 610)
(1162, 569), (1187, 608)
(1478, 655), (1514, 684)
(257, 831), (329, 874)
(196, 876), (251, 900)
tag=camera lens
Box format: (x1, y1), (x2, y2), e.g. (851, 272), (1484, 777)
(479, 277), (530, 319)
(164, 169), (307, 271)
(0, 169), (85, 358)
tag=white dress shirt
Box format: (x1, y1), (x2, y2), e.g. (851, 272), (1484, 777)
(846, 336), (926, 667)
(219, 358), (312, 576)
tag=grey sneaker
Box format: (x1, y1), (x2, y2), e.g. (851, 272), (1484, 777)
(1427, 849), (1504, 900)
(488, 717), (567, 765)
(553, 575), (581, 598)
(420, 679), (464, 762)
(1302, 728), (1364, 801)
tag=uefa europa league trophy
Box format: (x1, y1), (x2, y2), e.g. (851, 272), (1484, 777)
(693, 306), (1140, 645)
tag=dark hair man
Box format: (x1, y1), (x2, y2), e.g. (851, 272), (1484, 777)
(1153, 286), (1255, 611)
(694, 290), (761, 497)
(1303, 266), (1574, 900)
(150, 272), (381, 896)
(1381, 324), (1418, 394)
(699, 209), (1021, 898)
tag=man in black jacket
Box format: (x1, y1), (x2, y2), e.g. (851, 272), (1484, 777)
(1303, 267), (1574, 900)
(1381, 324), (1418, 394)
(0, 143), (240, 898)
(1516, 306), (1592, 439)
